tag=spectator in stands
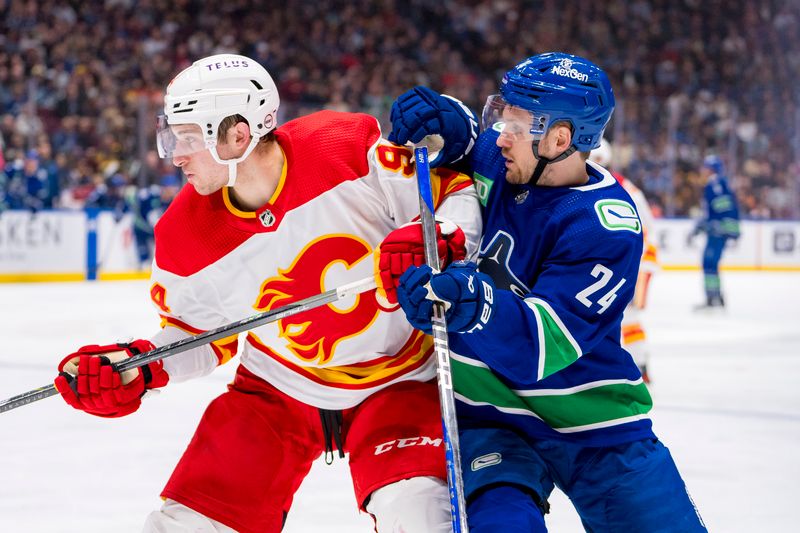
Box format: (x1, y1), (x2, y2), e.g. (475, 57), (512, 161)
(0, 0), (796, 219)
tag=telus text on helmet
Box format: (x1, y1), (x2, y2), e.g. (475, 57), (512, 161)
(551, 59), (588, 82)
(204, 59), (250, 71)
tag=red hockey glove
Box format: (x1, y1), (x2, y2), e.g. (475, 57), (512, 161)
(376, 219), (466, 304)
(54, 339), (169, 418)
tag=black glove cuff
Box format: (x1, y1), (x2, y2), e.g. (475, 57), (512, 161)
(140, 364), (153, 385)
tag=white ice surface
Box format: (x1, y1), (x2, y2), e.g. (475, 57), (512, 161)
(0, 271), (798, 532)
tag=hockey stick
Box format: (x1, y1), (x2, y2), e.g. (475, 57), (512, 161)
(414, 146), (469, 532)
(0, 276), (377, 414)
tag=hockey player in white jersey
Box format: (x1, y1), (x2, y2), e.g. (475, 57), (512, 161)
(590, 138), (659, 382)
(53, 54), (482, 533)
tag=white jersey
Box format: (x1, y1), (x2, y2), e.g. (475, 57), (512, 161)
(615, 172), (658, 273)
(147, 111), (482, 409)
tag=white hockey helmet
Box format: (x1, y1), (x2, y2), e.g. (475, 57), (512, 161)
(156, 54), (280, 186)
(589, 137), (613, 168)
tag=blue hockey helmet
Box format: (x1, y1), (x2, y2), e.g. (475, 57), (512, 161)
(703, 155), (724, 175)
(494, 52), (615, 152)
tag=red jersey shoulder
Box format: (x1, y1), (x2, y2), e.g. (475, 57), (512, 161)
(154, 112), (382, 276)
(276, 111), (381, 186)
(154, 185), (253, 277)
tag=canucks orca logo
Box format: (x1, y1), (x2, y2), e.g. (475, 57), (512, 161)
(477, 231), (530, 298)
(594, 200), (641, 233)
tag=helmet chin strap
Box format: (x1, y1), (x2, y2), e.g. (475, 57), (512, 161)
(210, 136), (262, 187)
(529, 141), (577, 184)
(226, 160), (238, 187)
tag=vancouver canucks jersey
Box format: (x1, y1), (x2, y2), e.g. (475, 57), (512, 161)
(450, 130), (655, 447)
(700, 173), (740, 239)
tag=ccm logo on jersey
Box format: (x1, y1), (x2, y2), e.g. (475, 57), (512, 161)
(374, 436), (443, 455)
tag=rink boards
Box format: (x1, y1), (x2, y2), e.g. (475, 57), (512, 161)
(0, 210), (798, 282)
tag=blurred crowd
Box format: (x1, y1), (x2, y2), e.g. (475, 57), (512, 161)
(1, 0), (798, 218)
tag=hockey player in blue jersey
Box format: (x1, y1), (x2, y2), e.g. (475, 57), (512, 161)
(390, 53), (706, 531)
(690, 155), (740, 309)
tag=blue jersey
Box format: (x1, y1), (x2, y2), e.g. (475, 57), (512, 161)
(700, 174), (740, 238)
(450, 130), (655, 447)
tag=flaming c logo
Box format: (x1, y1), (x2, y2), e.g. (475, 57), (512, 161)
(254, 235), (379, 364)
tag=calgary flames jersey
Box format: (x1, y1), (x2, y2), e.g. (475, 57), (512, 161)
(147, 111), (481, 409)
(614, 172), (658, 274)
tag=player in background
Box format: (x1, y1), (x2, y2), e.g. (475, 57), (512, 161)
(589, 138), (658, 382)
(52, 54), (482, 533)
(3, 148), (55, 211)
(124, 173), (182, 270)
(390, 53), (705, 531)
(689, 154), (740, 310)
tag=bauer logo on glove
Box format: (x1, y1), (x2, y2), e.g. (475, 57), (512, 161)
(397, 261), (495, 334)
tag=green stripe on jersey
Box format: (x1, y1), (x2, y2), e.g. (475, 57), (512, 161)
(452, 355), (652, 432)
(527, 299), (581, 379)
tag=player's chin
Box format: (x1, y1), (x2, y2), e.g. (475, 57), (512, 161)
(190, 183), (214, 196)
(505, 167), (523, 184)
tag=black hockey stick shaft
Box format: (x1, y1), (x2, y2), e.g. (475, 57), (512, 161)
(0, 276), (377, 414)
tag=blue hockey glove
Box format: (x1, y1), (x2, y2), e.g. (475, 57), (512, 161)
(388, 86), (478, 167)
(396, 265), (436, 333)
(397, 262), (495, 334)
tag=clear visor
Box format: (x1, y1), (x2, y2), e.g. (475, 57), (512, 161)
(481, 94), (550, 142)
(156, 116), (214, 159)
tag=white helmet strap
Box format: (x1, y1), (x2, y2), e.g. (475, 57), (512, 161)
(208, 135), (262, 187)
(227, 160), (238, 188)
